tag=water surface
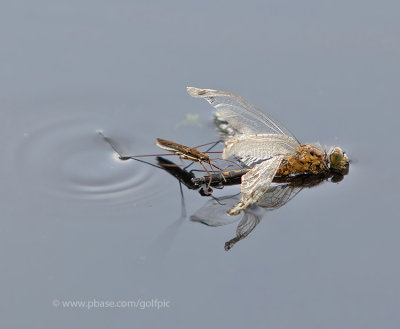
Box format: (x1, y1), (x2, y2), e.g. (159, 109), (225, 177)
(1, 1), (400, 328)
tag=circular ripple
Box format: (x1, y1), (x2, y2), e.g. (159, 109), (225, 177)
(13, 117), (163, 204)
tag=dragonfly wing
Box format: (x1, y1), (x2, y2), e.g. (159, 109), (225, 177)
(224, 212), (262, 250)
(187, 87), (299, 142)
(256, 183), (303, 209)
(190, 195), (242, 227)
(228, 156), (284, 216)
(223, 133), (297, 167)
(214, 114), (242, 140)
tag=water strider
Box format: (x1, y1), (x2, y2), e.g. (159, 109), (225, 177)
(99, 131), (237, 195)
(155, 138), (226, 192)
(99, 131), (222, 172)
(187, 87), (349, 216)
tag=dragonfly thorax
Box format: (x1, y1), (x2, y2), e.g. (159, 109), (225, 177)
(276, 144), (329, 176)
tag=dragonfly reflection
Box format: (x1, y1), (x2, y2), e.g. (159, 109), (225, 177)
(157, 156), (348, 250)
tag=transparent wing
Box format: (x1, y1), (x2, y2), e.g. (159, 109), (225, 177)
(187, 87), (300, 143)
(214, 114), (242, 140)
(225, 183), (301, 249)
(223, 133), (298, 167)
(190, 195), (263, 251)
(256, 183), (303, 209)
(190, 195), (242, 227)
(224, 212), (261, 251)
(189, 183), (303, 250)
(228, 156), (284, 216)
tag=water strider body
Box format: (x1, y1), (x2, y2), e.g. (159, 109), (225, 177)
(155, 138), (227, 191)
(156, 138), (212, 165)
(187, 87), (349, 216)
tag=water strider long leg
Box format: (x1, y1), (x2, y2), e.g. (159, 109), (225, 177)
(178, 178), (187, 218)
(193, 158), (246, 185)
(101, 133), (230, 201)
(188, 163), (238, 175)
(209, 158), (245, 170)
(101, 132), (222, 167)
(99, 131), (164, 169)
(207, 160), (243, 184)
(183, 140), (221, 171)
(190, 157), (227, 192)
(198, 161), (214, 193)
(200, 161), (231, 201)
(209, 194), (226, 206)
(157, 156), (231, 205)
(98, 131), (121, 155)
(193, 140), (222, 149)
(156, 156), (226, 207)
(122, 157), (163, 169)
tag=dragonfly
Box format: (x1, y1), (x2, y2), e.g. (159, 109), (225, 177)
(191, 167), (347, 188)
(187, 87), (349, 216)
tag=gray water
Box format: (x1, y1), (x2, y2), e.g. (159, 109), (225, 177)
(1, 1), (400, 328)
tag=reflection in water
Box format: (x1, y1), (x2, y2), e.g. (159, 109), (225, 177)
(192, 173), (348, 250)
(158, 157), (348, 250)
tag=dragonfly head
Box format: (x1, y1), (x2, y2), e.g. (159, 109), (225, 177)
(329, 146), (349, 173)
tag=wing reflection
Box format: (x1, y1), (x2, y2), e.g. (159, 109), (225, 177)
(191, 183), (302, 250)
(157, 156), (348, 251)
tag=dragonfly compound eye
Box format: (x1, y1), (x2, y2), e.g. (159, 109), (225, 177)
(330, 146), (345, 169)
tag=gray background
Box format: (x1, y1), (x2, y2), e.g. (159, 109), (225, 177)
(1, 1), (399, 328)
